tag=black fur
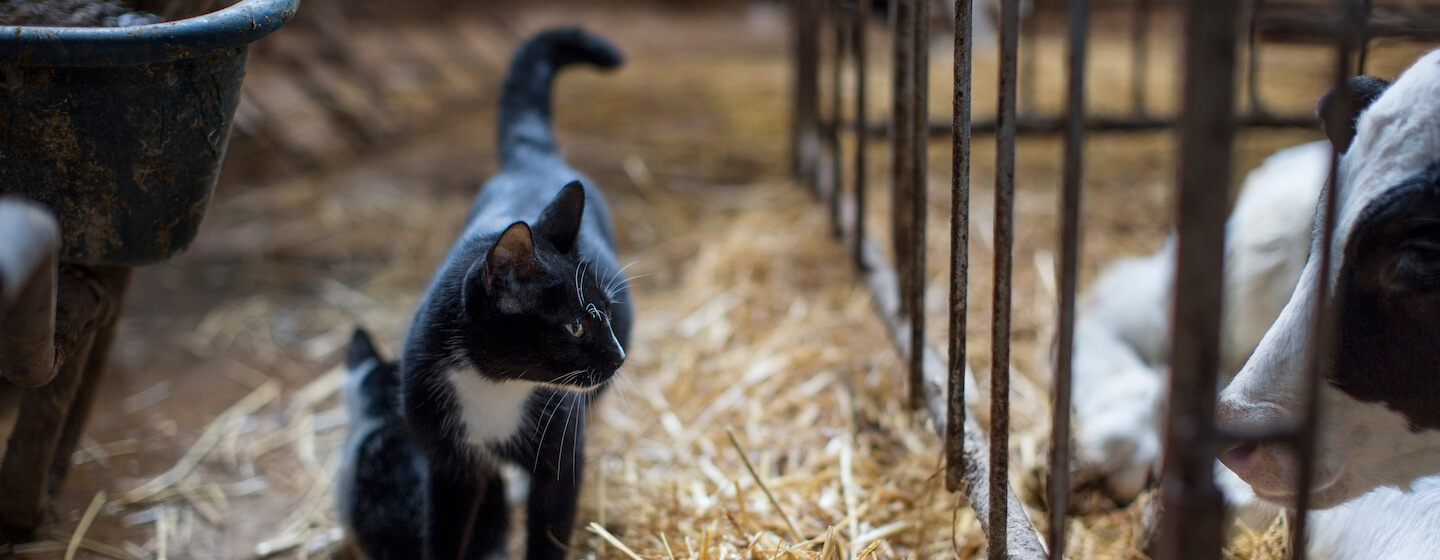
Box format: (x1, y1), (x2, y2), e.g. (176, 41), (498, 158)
(398, 27), (631, 560)
(1334, 164), (1440, 431)
(335, 328), (428, 560)
(1319, 75), (1392, 153)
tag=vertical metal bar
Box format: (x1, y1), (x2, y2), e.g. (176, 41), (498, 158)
(1155, 0), (1240, 558)
(795, 0), (822, 189)
(892, 0), (917, 316)
(908, 0), (930, 413)
(1020, 2), (1038, 117)
(1356, 0), (1372, 74)
(831, 0), (848, 238)
(853, 0), (869, 270)
(1247, 0), (1267, 115)
(946, 0), (974, 493)
(1130, 0), (1150, 116)
(1292, 5), (1362, 557)
(1049, 0), (1090, 556)
(989, 0), (1020, 555)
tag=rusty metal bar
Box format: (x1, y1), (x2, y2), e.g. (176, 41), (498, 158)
(794, 0), (822, 190)
(1292, 3), (1363, 557)
(1130, 0), (1151, 115)
(1155, 0), (1241, 558)
(817, 13), (1042, 551)
(1049, 0), (1090, 555)
(892, 0), (917, 317)
(830, 111), (1320, 138)
(946, 0), (974, 494)
(1357, 0), (1372, 73)
(907, 0), (929, 412)
(1247, 0), (1269, 115)
(1020, 2), (1038, 117)
(830, 0), (848, 238)
(989, 0), (1021, 555)
(0, 197), (61, 388)
(842, 227), (1047, 559)
(853, 0), (869, 270)
(1259, 1), (1440, 43)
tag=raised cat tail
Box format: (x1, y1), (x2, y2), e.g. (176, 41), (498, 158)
(497, 27), (624, 168)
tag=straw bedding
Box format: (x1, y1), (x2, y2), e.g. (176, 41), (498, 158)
(7, 4), (1438, 559)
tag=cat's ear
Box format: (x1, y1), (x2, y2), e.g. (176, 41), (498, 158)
(534, 181), (586, 253)
(346, 327), (381, 370)
(477, 222), (540, 314)
(1318, 75), (1390, 153)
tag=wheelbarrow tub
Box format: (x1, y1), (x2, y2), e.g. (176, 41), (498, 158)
(0, 0), (299, 266)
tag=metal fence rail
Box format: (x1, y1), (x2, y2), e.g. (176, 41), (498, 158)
(793, 0), (1381, 558)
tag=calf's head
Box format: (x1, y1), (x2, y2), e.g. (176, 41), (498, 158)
(1217, 51), (1440, 509)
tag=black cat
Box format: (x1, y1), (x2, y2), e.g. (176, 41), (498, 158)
(335, 327), (428, 560)
(339, 28), (632, 560)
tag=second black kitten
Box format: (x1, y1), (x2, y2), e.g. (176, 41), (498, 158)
(335, 328), (427, 560)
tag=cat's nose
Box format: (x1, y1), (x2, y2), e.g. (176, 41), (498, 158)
(610, 345), (626, 368)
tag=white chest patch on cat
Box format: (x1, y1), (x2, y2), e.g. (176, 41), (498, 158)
(446, 367), (534, 451)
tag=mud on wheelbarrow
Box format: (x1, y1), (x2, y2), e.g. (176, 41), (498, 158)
(0, 0), (297, 541)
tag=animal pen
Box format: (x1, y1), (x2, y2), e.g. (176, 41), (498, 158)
(2, 0), (1439, 558)
(788, 0), (1436, 558)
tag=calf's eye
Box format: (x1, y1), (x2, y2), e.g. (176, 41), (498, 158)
(1386, 240), (1440, 290)
(564, 320), (585, 337)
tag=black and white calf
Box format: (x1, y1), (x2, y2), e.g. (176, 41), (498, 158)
(1067, 50), (1440, 558)
(1216, 53), (1440, 508)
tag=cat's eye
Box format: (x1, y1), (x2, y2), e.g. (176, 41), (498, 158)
(564, 320), (585, 337)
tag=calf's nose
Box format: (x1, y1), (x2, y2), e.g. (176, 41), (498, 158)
(1218, 440), (1260, 480)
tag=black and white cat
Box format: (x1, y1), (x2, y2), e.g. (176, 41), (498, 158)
(336, 28), (632, 560)
(335, 327), (427, 560)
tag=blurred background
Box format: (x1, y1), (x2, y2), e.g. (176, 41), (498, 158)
(2, 0), (1437, 558)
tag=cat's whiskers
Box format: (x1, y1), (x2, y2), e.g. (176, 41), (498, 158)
(532, 368), (586, 471)
(618, 368), (642, 401)
(573, 385), (598, 485)
(533, 393), (567, 471)
(558, 389), (579, 481)
(603, 261), (639, 296)
(606, 272), (653, 299)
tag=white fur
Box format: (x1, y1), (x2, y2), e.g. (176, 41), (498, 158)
(1070, 140), (1328, 504)
(447, 367), (535, 452)
(1216, 49), (1440, 509)
(1069, 128), (1440, 556)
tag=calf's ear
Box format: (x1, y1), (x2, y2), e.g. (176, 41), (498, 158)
(1318, 75), (1391, 153)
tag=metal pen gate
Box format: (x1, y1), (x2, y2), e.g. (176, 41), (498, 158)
(788, 0), (1392, 558)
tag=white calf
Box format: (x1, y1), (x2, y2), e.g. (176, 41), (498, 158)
(1070, 140), (1329, 504)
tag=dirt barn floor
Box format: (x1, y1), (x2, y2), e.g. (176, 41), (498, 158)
(4, 2), (1439, 559)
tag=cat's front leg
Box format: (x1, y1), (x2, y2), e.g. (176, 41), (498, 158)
(525, 416), (586, 560)
(427, 460), (509, 560)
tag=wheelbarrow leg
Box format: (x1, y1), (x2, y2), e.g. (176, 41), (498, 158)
(48, 266), (131, 496)
(0, 267), (115, 540)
